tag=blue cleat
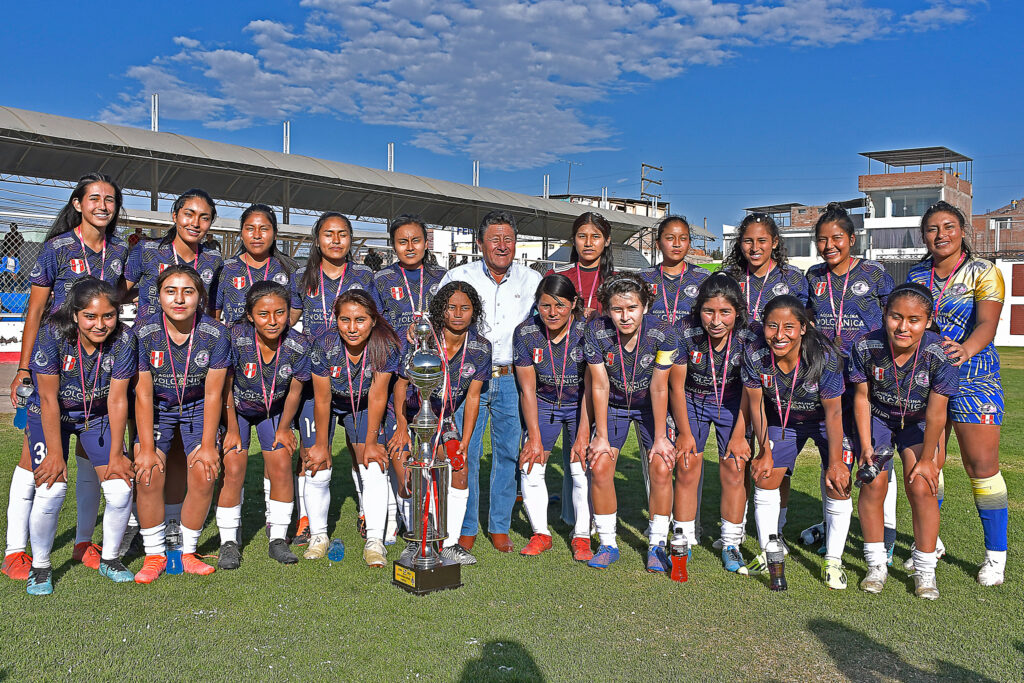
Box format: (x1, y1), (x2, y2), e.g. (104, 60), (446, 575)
(99, 558), (135, 583)
(26, 567), (53, 596)
(722, 545), (748, 575)
(646, 544), (670, 573)
(327, 539), (346, 562)
(886, 544), (895, 568)
(587, 545), (620, 569)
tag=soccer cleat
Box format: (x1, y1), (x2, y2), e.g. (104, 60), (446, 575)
(520, 534), (553, 557)
(291, 516), (311, 546)
(72, 541), (102, 570)
(182, 553), (215, 575)
(713, 533), (746, 551)
(441, 545), (478, 566)
(859, 565), (888, 594)
(822, 558), (848, 590)
(904, 537), (945, 571)
(977, 558), (1005, 587)
(571, 537), (593, 562)
(269, 539), (299, 565)
(646, 544), (670, 573)
(134, 555), (167, 584)
(217, 541), (241, 570)
(119, 524), (140, 558)
(800, 522), (825, 546)
(587, 545), (620, 569)
(745, 552), (767, 575)
(363, 539), (386, 567)
(357, 514), (367, 539)
(2, 551), (33, 580)
(26, 567), (53, 596)
(913, 571), (939, 600)
(328, 539), (346, 562)
(304, 534), (329, 560)
(99, 558), (135, 583)
(721, 545), (748, 575)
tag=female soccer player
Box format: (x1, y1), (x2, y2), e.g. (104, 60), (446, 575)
(672, 274), (757, 574)
(389, 281), (490, 566)
(23, 279), (136, 594)
(214, 204), (292, 325)
(849, 284), (959, 599)
(220, 282), (310, 567)
(584, 273), (679, 571)
(132, 266), (231, 583)
(307, 290), (400, 566)
(743, 296), (850, 590)
(5, 173), (130, 581)
(124, 188), (223, 317)
(638, 215), (710, 327)
(513, 274), (591, 560)
(548, 212), (614, 316)
(289, 212), (374, 544)
(907, 201), (1008, 586)
(371, 214), (447, 336)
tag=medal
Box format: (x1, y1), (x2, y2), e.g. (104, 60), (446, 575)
(320, 263), (348, 330)
(888, 341), (922, 431)
(708, 331), (733, 419)
(616, 319), (643, 411)
(77, 335), (102, 431)
(826, 257), (854, 340)
(769, 352), (800, 432)
(746, 262), (776, 321)
(545, 320), (572, 409)
(163, 314), (196, 416)
(255, 327), (281, 420)
(660, 264), (685, 325)
(400, 265), (426, 319)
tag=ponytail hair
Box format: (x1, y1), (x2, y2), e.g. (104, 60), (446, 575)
(156, 264), (209, 315)
(301, 212), (353, 297)
(569, 212), (614, 283)
(814, 202), (856, 239)
(239, 204), (295, 275)
(693, 272), (747, 331)
(49, 277), (122, 344)
(46, 173), (123, 241)
(761, 295), (833, 385)
(161, 188), (217, 246)
(332, 289), (400, 371)
(534, 274), (584, 320)
(723, 213), (788, 277)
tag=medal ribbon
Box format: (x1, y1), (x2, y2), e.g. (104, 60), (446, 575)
(888, 341), (922, 429)
(75, 226), (106, 280)
(544, 321), (572, 406)
(928, 252), (966, 318)
(76, 336), (102, 429)
(245, 255), (271, 288)
(173, 243), (199, 271)
(826, 257), (854, 339)
(769, 353), (800, 432)
(345, 346), (368, 429)
(163, 314), (196, 413)
(708, 331), (733, 415)
(576, 265), (600, 310)
(615, 319), (643, 410)
(255, 328), (281, 420)
(320, 263), (348, 329)
(660, 265), (685, 325)
(401, 265), (425, 316)
(746, 262), (776, 320)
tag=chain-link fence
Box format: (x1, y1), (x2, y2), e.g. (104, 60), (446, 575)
(0, 218), (47, 321)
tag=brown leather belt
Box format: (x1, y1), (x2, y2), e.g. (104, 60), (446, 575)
(492, 365), (514, 378)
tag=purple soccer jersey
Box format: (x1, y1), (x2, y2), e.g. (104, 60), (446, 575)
(742, 339), (845, 426)
(215, 255), (292, 325)
(584, 314), (678, 408)
(806, 259), (894, 357)
(230, 323), (312, 418)
(125, 241), (223, 317)
(29, 232), (130, 313)
(135, 312), (231, 409)
(638, 265), (710, 327)
(677, 316), (758, 404)
(289, 263), (374, 339)
(311, 331), (401, 414)
(398, 328), (492, 419)
(370, 262), (447, 334)
(848, 329), (960, 426)
(28, 323), (136, 420)
(512, 314), (587, 406)
(729, 263), (809, 325)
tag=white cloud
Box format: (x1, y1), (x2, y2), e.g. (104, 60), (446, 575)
(101, 0), (976, 169)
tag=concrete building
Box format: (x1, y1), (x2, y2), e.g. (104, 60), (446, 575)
(972, 197), (1024, 256)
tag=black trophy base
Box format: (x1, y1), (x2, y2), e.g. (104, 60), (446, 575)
(392, 558), (462, 595)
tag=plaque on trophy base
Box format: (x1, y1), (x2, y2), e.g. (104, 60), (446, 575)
(392, 558), (462, 596)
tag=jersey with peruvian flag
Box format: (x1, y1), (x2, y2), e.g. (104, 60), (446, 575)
(214, 255), (291, 325)
(229, 322), (312, 418)
(288, 263), (373, 340)
(512, 313), (587, 406)
(310, 329), (401, 415)
(583, 313), (678, 408)
(806, 259), (894, 357)
(28, 321), (137, 420)
(741, 337), (845, 426)
(124, 240), (223, 317)
(135, 312), (231, 409)
(676, 315), (757, 404)
(369, 262), (447, 334)
(637, 265), (710, 329)
(29, 232), (130, 313)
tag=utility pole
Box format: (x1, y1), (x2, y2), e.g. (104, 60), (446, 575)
(558, 159), (583, 194)
(387, 142), (394, 172)
(472, 160), (480, 187)
(641, 163), (663, 261)
(150, 94), (159, 132)
(542, 174), (550, 199)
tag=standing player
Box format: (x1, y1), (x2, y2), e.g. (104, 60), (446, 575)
(371, 214), (447, 337)
(214, 204), (292, 325)
(849, 284), (959, 598)
(907, 201), (1008, 586)
(638, 215), (710, 326)
(513, 274), (591, 560)
(548, 212), (614, 317)
(132, 266), (231, 583)
(23, 279), (136, 594)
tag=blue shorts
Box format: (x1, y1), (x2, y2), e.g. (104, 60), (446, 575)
(328, 409), (379, 446)
(869, 415), (923, 463)
(766, 421), (848, 476)
(134, 400), (209, 456)
(237, 412), (287, 453)
(295, 388), (317, 449)
(687, 394), (739, 457)
(26, 411), (113, 469)
(950, 371), (1004, 425)
(523, 399), (580, 452)
(605, 403), (657, 451)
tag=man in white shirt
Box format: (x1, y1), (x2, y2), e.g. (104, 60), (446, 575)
(439, 210), (541, 553)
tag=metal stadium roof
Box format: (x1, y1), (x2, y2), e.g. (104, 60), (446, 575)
(860, 147), (971, 167)
(0, 106), (701, 243)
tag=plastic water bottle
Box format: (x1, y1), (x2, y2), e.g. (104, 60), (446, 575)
(669, 536), (689, 583)
(13, 378), (32, 430)
(165, 519), (184, 575)
(800, 522), (825, 546)
(855, 446), (896, 488)
(328, 538), (346, 562)
(766, 534), (787, 592)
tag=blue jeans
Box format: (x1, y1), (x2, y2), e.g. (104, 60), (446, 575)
(455, 373), (522, 536)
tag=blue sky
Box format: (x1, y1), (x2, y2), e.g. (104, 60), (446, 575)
(1, 0), (1021, 239)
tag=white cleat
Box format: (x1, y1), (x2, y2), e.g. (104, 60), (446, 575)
(859, 565), (888, 594)
(903, 537), (945, 571)
(913, 571), (940, 600)
(977, 558), (1005, 587)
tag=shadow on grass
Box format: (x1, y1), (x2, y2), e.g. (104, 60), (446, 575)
(809, 618), (997, 682)
(459, 639), (543, 682)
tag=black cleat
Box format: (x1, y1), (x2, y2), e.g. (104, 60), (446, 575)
(217, 541), (242, 570)
(269, 539), (298, 565)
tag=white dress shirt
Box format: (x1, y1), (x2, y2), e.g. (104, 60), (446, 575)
(439, 260), (542, 366)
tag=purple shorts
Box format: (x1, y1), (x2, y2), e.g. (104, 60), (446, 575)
(237, 411), (287, 453)
(765, 421), (836, 476)
(687, 394), (739, 457)
(27, 410), (113, 469)
(329, 409), (378, 446)
(605, 403), (657, 452)
(133, 400), (209, 456)
(869, 415), (923, 466)
(524, 399), (580, 452)
(295, 389), (317, 449)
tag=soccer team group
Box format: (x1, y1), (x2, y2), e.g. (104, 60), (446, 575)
(0, 172), (1010, 600)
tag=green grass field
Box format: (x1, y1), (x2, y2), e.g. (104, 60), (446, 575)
(1, 353), (1022, 682)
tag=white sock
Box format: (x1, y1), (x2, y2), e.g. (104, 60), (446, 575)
(753, 486), (781, 549)
(570, 462), (590, 539)
(721, 519), (744, 547)
(594, 512), (618, 548)
(649, 514), (670, 546)
(29, 482), (67, 568)
(386, 475), (399, 541)
(181, 524), (202, 554)
(883, 467), (898, 528)
(520, 463), (549, 535)
(5, 466), (35, 554)
(913, 547), (937, 573)
(358, 463), (388, 541)
(864, 541), (887, 567)
(99, 479), (133, 561)
(778, 506), (788, 536)
(444, 486), (469, 548)
(141, 522), (166, 556)
(681, 520), (697, 546)
(164, 502), (183, 525)
(295, 474), (307, 518)
(985, 549), (1007, 569)
(351, 466), (364, 516)
(824, 496), (852, 561)
(263, 478), (271, 522)
(216, 504), (242, 545)
(267, 499), (293, 541)
(305, 468), (332, 536)
(75, 459), (100, 544)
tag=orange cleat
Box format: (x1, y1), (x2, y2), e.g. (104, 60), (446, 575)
(182, 553), (215, 576)
(520, 534), (553, 556)
(2, 551), (33, 580)
(292, 516), (311, 546)
(134, 555), (167, 584)
(73, 542), (102, 570)
(571, 537), (594, 562)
